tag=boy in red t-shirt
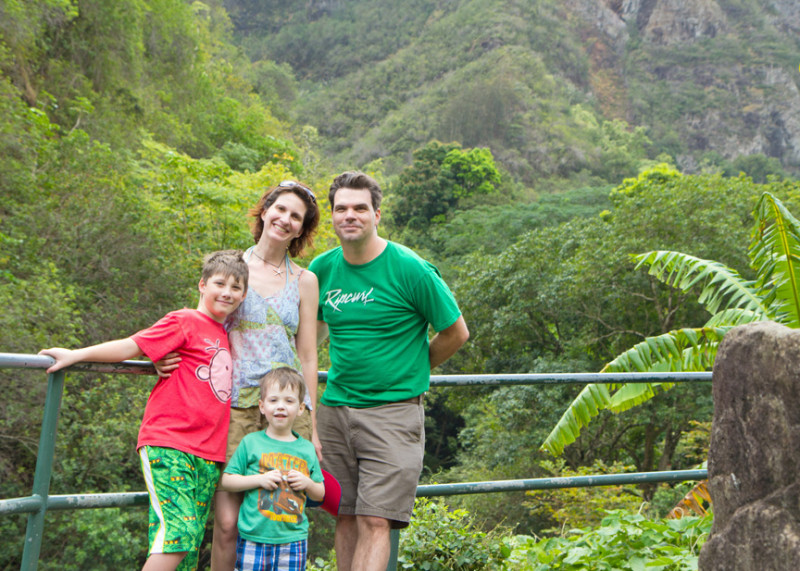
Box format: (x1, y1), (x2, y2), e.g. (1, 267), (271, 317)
(40, 249), (248, 571)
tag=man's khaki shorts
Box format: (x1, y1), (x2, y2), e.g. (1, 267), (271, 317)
(318, 396), (424, 528)
(226, 406), (313, 462)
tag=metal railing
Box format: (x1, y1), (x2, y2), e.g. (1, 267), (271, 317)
(0, 353), (711, 570)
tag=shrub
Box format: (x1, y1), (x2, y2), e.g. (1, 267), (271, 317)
(500, 510), (712, 570)
(398, 498), (507, 570)
(308, 497), (509, 570)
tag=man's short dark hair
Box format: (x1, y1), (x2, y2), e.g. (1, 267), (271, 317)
(329, 171), (382, 211)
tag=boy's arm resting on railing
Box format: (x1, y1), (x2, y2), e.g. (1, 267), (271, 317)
(38, 338), (142, 374)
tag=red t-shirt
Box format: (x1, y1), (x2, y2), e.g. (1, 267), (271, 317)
(132, 309), (232, 462)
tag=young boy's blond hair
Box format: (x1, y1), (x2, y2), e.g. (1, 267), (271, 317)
(259, 367), (307, 403)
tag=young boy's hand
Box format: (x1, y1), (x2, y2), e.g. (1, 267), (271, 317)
(256, 469), (284, 491)
(285, 469), (313, 491)
(153, 352), (181, 378)
(38, 348), (77, 373)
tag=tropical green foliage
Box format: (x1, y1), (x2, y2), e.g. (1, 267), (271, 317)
(3, 0), (800, 567)
(396, 498), (508, 571)
(526, 460), (646, 530)
(501, 510), (712, 571)
(388, 141), (501, 231)
(313, 501), (711, 571)
(438, 168), (791, 534)
(228, 0), (800, 185)
(541, 189), (800, 456)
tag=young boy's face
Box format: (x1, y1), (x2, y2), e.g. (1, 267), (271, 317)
(258, 381), (304, 434)
(197, 272), (246, 323)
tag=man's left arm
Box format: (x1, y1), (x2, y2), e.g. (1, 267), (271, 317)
(429, 315), (469, 370)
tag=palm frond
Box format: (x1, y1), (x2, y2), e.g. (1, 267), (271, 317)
(703, 308), (764, 327)
(634, 251), (769, 318)
(751, 193), (800, 327)
(603, 326), (728, 413)
(541, 326), (729, 456)
(602, 326), (728, 374)
(607, 381), (674, 414)
(540, 383), (612, 456)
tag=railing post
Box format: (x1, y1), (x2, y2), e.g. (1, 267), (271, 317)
(386, 528), (399, 571)
(21, 370), (65, 571)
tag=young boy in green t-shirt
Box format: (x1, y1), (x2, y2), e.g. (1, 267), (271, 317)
(220, 367), (324, 571)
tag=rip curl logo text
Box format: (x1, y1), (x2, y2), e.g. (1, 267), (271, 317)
(324, 288), (375, 312)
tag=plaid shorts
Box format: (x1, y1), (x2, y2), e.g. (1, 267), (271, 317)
(235, 536), (308, 571)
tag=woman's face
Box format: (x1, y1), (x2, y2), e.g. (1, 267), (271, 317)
(260, 191), (308, 245)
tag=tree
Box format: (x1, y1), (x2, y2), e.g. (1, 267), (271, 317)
(542, 189), (800, 456)
(389, 141), (501, 231)
(444, 167), (796, 507)
(443, 146), (501, 199)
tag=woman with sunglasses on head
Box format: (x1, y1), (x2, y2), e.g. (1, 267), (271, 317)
(156, 180), (321, 570)
(219, 180), (321, 570)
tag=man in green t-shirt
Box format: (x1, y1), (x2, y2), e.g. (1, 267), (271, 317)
(310, 171), (470, 571)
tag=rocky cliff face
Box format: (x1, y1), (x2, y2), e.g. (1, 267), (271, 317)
(765, 0), (800, 33)
(626, 0), (727, 45)
(566, 0), (800, 173)
(699, 321), (800, 570)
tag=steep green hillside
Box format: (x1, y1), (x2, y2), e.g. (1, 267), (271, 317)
(225, 0), (800, 185)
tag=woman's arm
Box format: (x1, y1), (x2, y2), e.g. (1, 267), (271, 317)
(297, 269), (322, 460)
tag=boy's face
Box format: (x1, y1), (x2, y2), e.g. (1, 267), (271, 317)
(258, 381), (304, 434)
(197, 273), (246, 323)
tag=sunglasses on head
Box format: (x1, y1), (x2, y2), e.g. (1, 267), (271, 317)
(279, 180), (316, 204)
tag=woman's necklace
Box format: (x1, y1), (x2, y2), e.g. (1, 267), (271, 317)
(252, 249), (285, 276)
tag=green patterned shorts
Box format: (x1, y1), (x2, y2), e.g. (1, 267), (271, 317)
(139, 446), (221, 570)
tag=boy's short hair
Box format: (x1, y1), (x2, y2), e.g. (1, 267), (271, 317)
(259, 367), (307, 403)
(201, 250), (249, 290)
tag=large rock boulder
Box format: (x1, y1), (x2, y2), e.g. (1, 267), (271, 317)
(698, 321), (800, 570)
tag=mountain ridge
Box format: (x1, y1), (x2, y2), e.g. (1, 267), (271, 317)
(228, 0), (800, 183)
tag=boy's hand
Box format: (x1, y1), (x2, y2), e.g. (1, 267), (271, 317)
(154, 352), (181, 378)
(286, 469), (313, 491)
(257, 469), (284, 491)
(38, 348), (77, 374)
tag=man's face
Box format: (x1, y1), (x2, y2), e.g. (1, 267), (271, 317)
(331, 187), (380, 244)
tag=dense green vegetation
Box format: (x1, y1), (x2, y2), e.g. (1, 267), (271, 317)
(309, 500), (712, 570)
(225, 0), (800, 185)
(544, 189), (800, 456)
(2, 0), (799, 568)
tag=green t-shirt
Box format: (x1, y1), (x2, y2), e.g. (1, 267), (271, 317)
(309, 241), (462, 407)
(224, 430), (322, 545)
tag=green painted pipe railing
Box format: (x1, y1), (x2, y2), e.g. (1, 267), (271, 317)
(0, 352), (711, 570)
